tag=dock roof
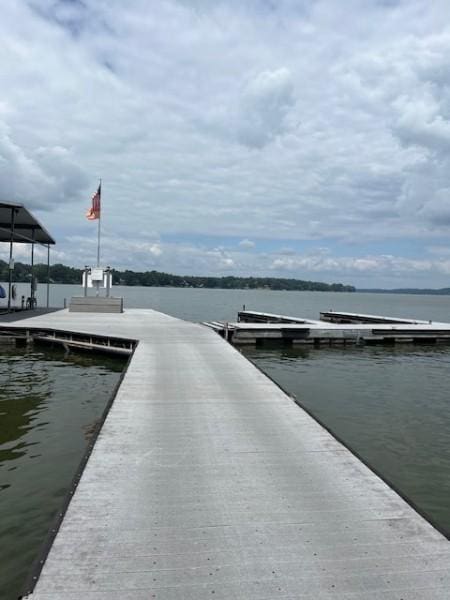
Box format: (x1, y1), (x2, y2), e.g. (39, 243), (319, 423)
(0, 201), (55, 245)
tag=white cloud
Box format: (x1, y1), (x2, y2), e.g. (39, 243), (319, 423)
(236, 68), (295, 148)
(426, 245), (450, 256)
(220, 257), (235, 268)
(269, 251), (450, 284)
(3, 1), (450, 287)
(238, 239), (255, 248)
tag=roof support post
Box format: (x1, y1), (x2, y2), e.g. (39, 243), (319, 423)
(46, 244), (50, 308)
(30, 228), (35, 309)
(7, 207), (15, 312)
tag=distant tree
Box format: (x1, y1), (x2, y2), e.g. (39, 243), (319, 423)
(0, 259), (356, 292)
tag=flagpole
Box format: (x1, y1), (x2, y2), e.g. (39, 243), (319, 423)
(97, 178), (102, 268)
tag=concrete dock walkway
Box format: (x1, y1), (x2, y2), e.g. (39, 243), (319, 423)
(5, 309), (449, 599)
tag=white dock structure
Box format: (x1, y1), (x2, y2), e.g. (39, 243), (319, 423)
(205, 310), (450, 345)
(3, 309), (450, 599)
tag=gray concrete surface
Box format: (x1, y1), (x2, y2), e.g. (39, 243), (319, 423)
(4, 309), (449, 599)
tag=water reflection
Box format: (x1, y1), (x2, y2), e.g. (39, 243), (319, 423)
(0, 346), (125, 600)
(0, 353), (51, 464)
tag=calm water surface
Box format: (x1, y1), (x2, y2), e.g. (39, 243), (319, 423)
(0, 346), (124, 599)
(4, 281), (450, 323)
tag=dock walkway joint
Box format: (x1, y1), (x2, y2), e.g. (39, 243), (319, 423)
(3, 309), (449, 599)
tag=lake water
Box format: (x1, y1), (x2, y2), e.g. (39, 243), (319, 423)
(3, 281), (450, 323)
(0, 346), (124, 599)
(1, 284), (450, 596)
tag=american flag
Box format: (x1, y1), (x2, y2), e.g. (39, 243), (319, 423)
(86, 184), (101, 220)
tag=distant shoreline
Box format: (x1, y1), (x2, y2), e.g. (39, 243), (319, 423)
(3, 258), (449, 294)
(357, 288), (450, 295)
(0, 259), (355, 293)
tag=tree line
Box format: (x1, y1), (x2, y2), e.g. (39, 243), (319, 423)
(0, 259), (355, 292)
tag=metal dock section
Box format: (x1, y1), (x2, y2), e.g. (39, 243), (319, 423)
(4, 309), (449, 599)
(320, 311), (428, 325)
(207, 310), (450, 345)
(237, 310), (317, 324)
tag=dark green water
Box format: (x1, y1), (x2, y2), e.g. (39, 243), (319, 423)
(241, 343), (450, 537)
(0, 346), (125, 600)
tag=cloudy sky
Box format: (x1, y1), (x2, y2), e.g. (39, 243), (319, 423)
(2, 0), (450, 288)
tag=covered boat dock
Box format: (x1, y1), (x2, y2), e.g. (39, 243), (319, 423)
(0, 201), (56, 312)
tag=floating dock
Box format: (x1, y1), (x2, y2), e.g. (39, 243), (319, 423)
(2, 309), (449, 599)
(319, 310), (428, 325)
(203, 310), (450, 345)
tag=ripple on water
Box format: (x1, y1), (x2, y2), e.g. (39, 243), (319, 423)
(0, 346), (125, 600)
